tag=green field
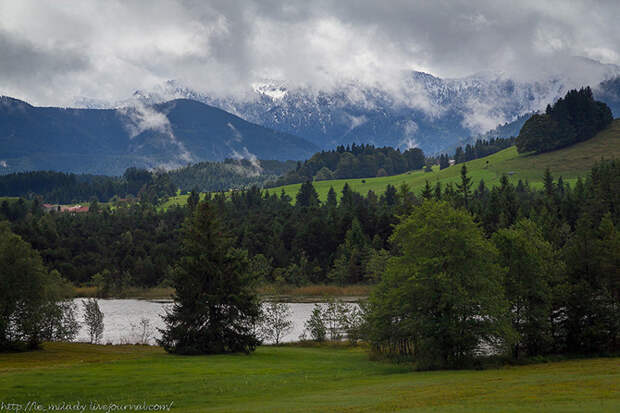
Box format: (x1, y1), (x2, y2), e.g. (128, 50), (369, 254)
(163, 119), (620, 207)
(0, 343), (618, 412)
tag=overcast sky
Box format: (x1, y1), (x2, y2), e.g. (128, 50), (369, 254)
(1, 0), (619, 106)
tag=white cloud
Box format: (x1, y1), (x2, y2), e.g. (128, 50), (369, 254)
(0, 1), (618, 106)
(229, 147), (263, 176)
(117, 101), (193, 164)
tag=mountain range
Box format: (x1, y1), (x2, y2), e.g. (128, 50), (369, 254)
(3, 68), (620, 176)
(89, 70), (620, 155)
(0, 97), (318, 175)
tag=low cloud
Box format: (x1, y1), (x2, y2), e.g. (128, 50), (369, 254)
(0, 1), (617, 107)
(399, 120), (419, 150)
(117, 102), (172, 139)
(344, 114), (367, 135)
(227, 122), (243, 142)
(229, 147), (263, 176)
(117, 101), (194, 166)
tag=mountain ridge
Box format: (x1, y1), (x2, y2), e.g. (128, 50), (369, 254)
(73, 69), (620, 155)
(0, 97), (318, 175)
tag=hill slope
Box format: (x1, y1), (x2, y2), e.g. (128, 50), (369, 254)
(268, 118), (620, 202)
(0, 97), (318, 175)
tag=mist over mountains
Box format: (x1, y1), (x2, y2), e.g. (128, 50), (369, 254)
(2, 67), (620, 176)
(78, 69), (620, 155)
(0, 97), (318, 175)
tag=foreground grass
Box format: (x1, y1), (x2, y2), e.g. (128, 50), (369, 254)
(0, 343), (618, 412)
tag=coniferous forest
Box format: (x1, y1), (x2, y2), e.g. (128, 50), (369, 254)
(516, 87), (613, 153)
(2, 158), (618, 362)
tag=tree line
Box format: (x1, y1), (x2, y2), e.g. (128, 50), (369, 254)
(0, 167), (176, 204)
(167, 159), (296, 193)
(267, 144), (426, 186)
(439, 136), (516, 169)
(1, 159), (618, 366)
(1, 159), (617, 292)
(516, 87), (613, 154)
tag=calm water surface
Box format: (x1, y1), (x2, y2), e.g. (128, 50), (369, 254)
(73, 299), (332, 345)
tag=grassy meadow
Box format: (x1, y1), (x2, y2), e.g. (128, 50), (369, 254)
(161, 119), (620, 207)
(0, 343), (618, 412)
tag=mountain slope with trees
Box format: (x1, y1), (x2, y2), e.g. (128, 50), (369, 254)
(516, 87), (613, 154)
(268, 144), (426, 187)
(0, 97), (318, 176)
(258, 119), (620, 204)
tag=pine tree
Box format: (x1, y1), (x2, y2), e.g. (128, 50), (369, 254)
(434, 182), (442, 200)
(456, 165), (472, 210)
(421, 180), (433, 200)
(296, 181), (320, 208)
(187, 188), (200, 212)
(326, 187), (338, 209)
(159, 201), (261, 354)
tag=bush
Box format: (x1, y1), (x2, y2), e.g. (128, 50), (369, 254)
(259, 302), (293, 345)
(304, 305), (326, 342)
(82, 298), (104, 344)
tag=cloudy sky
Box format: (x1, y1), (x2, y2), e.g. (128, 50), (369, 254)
(1, 0), (619, 106)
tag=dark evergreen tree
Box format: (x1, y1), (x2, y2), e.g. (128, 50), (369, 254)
(159, 201), (261, 354)
(326, 186), (338, 209)
(439, 154), (450, 170)
(296, 181), (320, 208)
(456, 165), (473, 210)
(421, 180), (433, 200)
(187, 189), (200, 212)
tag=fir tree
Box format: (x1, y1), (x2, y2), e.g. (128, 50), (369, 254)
(456, 165), (473, 210)
(159, 201), (261, 354)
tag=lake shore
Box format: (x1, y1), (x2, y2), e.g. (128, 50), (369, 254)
(73, 283), (372, 302)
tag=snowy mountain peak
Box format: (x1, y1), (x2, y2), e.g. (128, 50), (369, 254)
(71, 68), (620, 154)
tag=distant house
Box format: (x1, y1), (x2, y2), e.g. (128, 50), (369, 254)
(42, 204), (89, 213)
(42, 203), (61, 213)
(61, 205), (89, 213)
(449, 159), (456, 166)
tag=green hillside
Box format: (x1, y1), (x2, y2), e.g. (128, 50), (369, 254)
(270, 118), (620, 202)
(162, 119), (619, 207)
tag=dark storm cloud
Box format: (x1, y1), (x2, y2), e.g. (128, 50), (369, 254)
(0, 29), (89, 102)
(0, 0), (618, 105)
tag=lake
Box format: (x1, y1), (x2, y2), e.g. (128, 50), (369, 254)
(73, 299), (352, 345)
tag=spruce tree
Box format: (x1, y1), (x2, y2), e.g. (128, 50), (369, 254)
(296, 181), (320, 208)
(456, 165), (472, 210)
(159, 201), (261, 354)
(421, 180), (433, 200)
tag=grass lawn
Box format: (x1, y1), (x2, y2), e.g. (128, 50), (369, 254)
(0, 343), (618, 412)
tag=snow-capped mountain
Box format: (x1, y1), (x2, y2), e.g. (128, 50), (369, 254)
(75, 69), (620, 155)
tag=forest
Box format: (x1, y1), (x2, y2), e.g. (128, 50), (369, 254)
(267, 144), (427, 186)
(2, 158), (618, 364)
(2, 160), (617, 288)
(517, 87), (613, 153)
